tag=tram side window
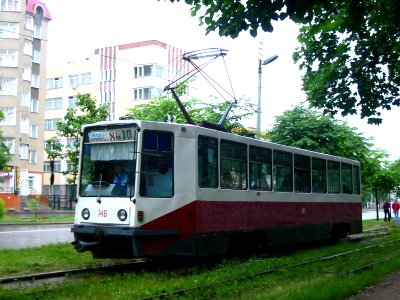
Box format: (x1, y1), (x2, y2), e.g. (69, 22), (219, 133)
(140, 131), (174, 198)
(312, 158), (327, 193)
(294, 154), (311, 193)
(327, 160), (340, 194)
(273, 150), (293, 192)
(198, 135), (218, 188)
(249, 146), (272, 191)
(341, 163), (353, 194)
(353, 165), (361, 195)
(220, 140), (247, 189)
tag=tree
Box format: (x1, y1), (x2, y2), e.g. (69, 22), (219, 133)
(126, 94), (256, 134)
(171, 0), (400, 124)
(45, 93), (109, 185)
(293, 1), (400, 124)
(267, 104), (396, 205)
(0, 111), (11, 170)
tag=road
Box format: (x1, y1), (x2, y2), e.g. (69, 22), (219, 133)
(0, 210), (388, 250)
(0, 224), (74, 249)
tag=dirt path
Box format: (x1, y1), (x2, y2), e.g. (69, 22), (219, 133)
(347, 272), (400, 300)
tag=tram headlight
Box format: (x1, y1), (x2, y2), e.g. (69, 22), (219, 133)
(81, 208), (90, 220)
(117, 209), (128, 221)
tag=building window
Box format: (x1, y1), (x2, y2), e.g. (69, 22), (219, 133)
(0, 49), (18, 67)
(69, 74), (79, 87)
(30, 98), (38, 113)
(20, 116), (29, 134)
(44, 139), (61, 152)
(68, 96), (77, 108)
(46, 77), (63, 89)
(134, 64), (163, 78)
(44, 161), (62, 172)
(5, 138), (15, 155)
(19, 144), (28, 160)
(25, 14), (33, 30)
(33, 24), (41, 39)
(133, 87), (161, 100)
(21, 90), (30, 107)
(31, 73), (39, 88)
(1, 0), (21, 11)
(33, 49), (40, 63)
(0, 107), (16, 125)
(29, 124), (38, 138)
(45, 119), (61, 131)
(80, 72), (91, 85)
(0, 77), (17, 95)
(45, 98), (63, 110)
(0, 22), (19, 38)
(29, 150), (37, 164)
(23, 64), (31, 81)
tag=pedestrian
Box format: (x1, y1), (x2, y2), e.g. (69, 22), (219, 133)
(383, 200), (391, 222)
(392, 198), (400, 224)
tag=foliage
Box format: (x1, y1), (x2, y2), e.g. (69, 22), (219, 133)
(28, 196), (40, 218)
(389, 159), (400, 196)
(126, 94), (257, 134)
(267, 104), (398, 197)
(45, 93), (109, 185)
(0, 111), (11, 170)
(293, 1), (400, 124)
(172, 0), (319, 38)
(0, 199), (5, 219)
(171, 1), (399, 124)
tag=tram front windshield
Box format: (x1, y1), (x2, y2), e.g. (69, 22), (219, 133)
(79, 125), (138, 198)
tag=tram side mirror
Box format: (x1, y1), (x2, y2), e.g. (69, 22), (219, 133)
(159, 162), (168, 175)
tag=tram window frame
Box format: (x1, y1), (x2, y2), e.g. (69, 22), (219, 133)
(341, 163), (353, 194)
(353, 165), (361, 195)
(139, 130), (174, 198)
(327, 160), (340, 194)
(312, 158), (327, 193)
(220, 140), (247, 189)
(198, 135), (218, 188)
(273, 150), (293, 192)
(294, 154), (311, 193)
(249, 146), (272, 191)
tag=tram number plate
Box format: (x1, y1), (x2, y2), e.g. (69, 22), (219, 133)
(98, 209), (108, 218)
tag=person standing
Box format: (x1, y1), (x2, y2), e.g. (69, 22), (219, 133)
(383, 200), (391, 222)
(392, 198), (400, 224)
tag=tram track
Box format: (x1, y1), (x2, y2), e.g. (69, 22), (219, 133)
(1, 227), (398, 298)
(139, 237), (400, 299)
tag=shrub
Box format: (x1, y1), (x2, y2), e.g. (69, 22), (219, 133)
(28, 197), (40, 218)
(0, 199), (5, 219)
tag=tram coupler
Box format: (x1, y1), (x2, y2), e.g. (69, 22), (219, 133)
(72, 240), (100, 252)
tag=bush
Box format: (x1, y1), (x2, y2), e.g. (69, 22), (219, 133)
(0, 199), (5, 219)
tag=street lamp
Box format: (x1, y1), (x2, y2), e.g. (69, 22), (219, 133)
(257, 54), (278, 134)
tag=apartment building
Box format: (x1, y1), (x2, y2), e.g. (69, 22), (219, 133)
(44, 40), (188, 192)
(0, 0), (51, 209)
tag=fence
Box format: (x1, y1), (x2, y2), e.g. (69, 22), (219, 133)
(43, 184), (77, 210)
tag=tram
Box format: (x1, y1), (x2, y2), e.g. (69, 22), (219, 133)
(71, 119), (362, 258)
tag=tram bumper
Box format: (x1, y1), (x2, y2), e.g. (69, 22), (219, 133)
(71, 224), (179, 258)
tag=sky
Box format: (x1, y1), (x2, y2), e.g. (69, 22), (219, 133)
(43, 0), (400, 161)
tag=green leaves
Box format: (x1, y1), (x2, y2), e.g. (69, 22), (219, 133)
(47, 93), (109, 185)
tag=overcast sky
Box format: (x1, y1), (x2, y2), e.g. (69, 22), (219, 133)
(44, 0), (400, 160)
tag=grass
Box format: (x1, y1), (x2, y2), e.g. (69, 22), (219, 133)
(0, 220), (399, 299)
(0, 214), (74, 223)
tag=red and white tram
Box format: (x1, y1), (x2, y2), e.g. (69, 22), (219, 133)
(72, 119), (362, 258)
